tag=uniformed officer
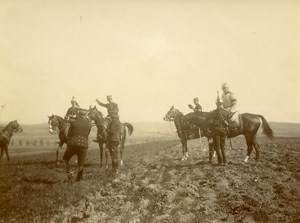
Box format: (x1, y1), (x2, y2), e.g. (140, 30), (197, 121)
(218, 83), (242, 131)
(96, 95), (121, 173)
(63, 109), (91, 181)
(188, 97), (202, 112)
(65, 96), (80, 120)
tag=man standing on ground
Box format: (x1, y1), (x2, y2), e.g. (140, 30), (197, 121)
(63, 110), (91, 181)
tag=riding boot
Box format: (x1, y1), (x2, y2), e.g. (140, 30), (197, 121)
(76, 167), (83, 181)
(221, 148), (226, 165)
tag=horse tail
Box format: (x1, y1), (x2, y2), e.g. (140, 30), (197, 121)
(122, 123), (134, 136)
(258, 115), (274, 138)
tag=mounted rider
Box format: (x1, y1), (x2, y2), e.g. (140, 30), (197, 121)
(64, 96), (80, 137)
(217, 83), (243, 132)
(96, 95), (122, 173)
(188, 97), (202, 113)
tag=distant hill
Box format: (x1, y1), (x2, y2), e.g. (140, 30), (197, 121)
(1, 121), (299, 139)
(269, 122), (300, 137)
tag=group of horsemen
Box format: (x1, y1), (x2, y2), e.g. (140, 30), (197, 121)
(62, 83), (240, 181)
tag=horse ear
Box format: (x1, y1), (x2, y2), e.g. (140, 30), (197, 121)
(94, 105), (96, 109)
(171, 105), (174, 109)
(89, 105), (92, 109)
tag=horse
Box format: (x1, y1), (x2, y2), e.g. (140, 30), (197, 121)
(163, 106), (213, 161)
(164, 106), (274, 163)
(87, 106), (133, 169)
(48, 115), (68, 166)
(0, 120), (23, 161)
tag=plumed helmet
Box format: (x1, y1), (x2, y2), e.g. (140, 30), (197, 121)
(71, 96), (77, 104)
(107, 95), (113, 100)
(222, 83), (229, 89)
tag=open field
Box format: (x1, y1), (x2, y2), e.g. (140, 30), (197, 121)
(1, 135), (300, 223)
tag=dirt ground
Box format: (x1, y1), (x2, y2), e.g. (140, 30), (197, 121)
(0, 137), (299, 223)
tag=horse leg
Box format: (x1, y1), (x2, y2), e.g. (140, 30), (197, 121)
(181, 138), (187, 161)
(56, 144), (62, 167)
(253, 135), (260, 161)
(0, 145), (3, 159)
(99, 143), (103, 168)
(244, 135), (254, 163)
(220, 135), (226, 165)
(4, 144), (9, 161)
(208, 141), (214, 164)
(104, 144), (109, 169)
(213, 135), (223, 165)
(119, 131), (126, 167)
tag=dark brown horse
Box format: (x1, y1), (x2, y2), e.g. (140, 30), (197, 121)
(0, 120), (23, 161)
(164, 106), (274, 163)
(163, 106), (213, 161)
(88, 106), (133, 169)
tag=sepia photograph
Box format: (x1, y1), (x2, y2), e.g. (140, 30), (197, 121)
(0, 1), (299, 222)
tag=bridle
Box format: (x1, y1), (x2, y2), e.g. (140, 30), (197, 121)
(12, 121), (22, 133)
(48, 117), (59, 134)
(164, 109), (180, 133)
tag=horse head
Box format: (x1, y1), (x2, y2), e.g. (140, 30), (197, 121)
(88, 106), (104, 123)
(163, 106), (182, 121)
(48, 115), (59, 134)
(11, 120), (23, 133)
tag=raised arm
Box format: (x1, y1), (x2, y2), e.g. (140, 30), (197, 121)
(96, 99), (108, 108)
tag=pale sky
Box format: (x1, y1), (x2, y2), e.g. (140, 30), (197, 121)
(0, 0), (299, 124)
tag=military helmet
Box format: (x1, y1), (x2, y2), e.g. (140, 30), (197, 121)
(221, 83), (229, 89)
(193, 97), (199, 102)
(107, 95), (113, 100)
(71, 96), (77, 104)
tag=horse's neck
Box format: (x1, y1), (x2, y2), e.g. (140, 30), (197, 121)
(2, 123), (14, 136)
(173, 113), (184, 129)
(93, 114), (106, 128)
(56, 116), (66, 129)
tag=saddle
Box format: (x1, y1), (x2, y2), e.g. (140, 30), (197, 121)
(226, 112), (243, 132)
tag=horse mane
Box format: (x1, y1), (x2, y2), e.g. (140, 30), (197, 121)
(92, 107), (104, 118)
(2, 120), (17, 131)
(54, 115), (64, 122)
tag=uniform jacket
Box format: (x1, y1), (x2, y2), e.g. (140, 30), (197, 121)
(222, 91), (237, 112)
(194, 103), (202, 112)
(98, 102), (119, 118)
(65, 106), (80, 120)
(67, 116), (91, 148)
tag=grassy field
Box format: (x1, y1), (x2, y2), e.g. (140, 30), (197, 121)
(0, 121), (299, 222)
(1, 136), (300, 223)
